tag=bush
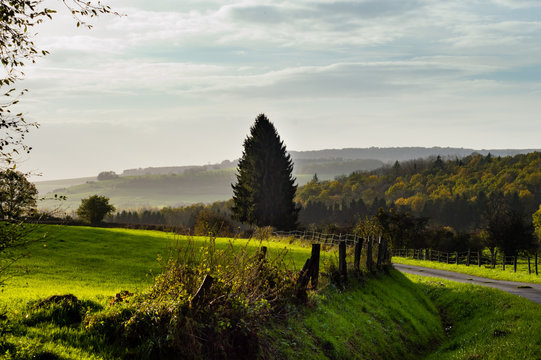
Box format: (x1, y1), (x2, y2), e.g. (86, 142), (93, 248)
(85, 238), (297, 359)
(193, 209), (234, 237)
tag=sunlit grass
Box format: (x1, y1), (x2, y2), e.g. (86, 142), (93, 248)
(393, 256), (541, 284)
(261, 270), (444, 359)
(407, 274), (541, 359)
(1, 225), (323, 306)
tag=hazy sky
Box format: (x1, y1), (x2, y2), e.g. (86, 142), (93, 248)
(14, 0), (541, 180)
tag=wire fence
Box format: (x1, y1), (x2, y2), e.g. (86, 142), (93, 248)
(392, 248), (540, 275)
(272, 230), (368, 245)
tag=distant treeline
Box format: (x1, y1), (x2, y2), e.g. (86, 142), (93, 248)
(105, 201), (243, 236)
(104, 152), (541, 252)
(296, 152), (541, 231)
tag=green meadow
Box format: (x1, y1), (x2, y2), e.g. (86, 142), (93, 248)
(2, 226), (541, 359)
(1, 226), (319, 305)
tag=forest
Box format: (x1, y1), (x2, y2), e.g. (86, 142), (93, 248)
(103, 152), (541, 255)
(297, 152), (541, 229)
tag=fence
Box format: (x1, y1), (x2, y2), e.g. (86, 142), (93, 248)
(271, 230), (391, 292)
(272, 230), (362, 245)
(392, 248), (539, 276)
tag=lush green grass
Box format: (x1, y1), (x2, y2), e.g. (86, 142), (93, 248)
(264, 270), (443, 359)
(407, 274), (541, 359)
(393, 256), (541, 284)
(0, 226), (327, 359)
(4, 225), (539, 359)
(1, 226), (324, 303)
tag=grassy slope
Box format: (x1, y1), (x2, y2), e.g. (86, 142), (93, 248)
(264, 270), (443, 360)
(393, 256), (541, 284)
(34, 177), (96, 195)
(37, 170), (237, 210)
(407, 274), (541, 359)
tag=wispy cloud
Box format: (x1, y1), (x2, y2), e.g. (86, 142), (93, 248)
(17, 0), (541, 179)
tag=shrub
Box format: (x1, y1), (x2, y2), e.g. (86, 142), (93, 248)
(85, 238), (297, 359)
(193, 209), (234, 237)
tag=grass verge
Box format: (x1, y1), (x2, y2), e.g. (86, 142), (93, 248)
(262, 270), (443, 359)
(393, 256), (541, 284)
(407, 273), (541, 359)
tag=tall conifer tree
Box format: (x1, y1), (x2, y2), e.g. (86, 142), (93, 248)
(232, 114), (298, 230)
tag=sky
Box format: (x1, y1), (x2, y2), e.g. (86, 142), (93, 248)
(12, 0), (541, 180)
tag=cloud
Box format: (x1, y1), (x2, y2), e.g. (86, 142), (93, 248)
(491, 0), (541, 9)
(15, 0), (541, 180)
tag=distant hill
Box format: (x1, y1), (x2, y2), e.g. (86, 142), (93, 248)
(35, 147), (541, 211)
(289, 147), (541, 162)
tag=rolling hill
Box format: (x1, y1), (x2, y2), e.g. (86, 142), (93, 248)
(35, 147), (540, 211)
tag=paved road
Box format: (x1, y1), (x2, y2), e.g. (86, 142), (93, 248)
(393, 263), (541, 305)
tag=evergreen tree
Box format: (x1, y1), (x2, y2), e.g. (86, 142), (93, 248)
(232, 114), (298, 230)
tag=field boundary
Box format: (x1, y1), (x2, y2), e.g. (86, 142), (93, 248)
(392, 248), (539, 276)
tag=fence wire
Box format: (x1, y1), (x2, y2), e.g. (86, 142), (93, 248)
(392, 248), (539, 275)
(272, 230), (378, 245)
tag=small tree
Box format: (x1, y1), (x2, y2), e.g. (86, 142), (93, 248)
(0, 169), (37, 220)
(77, 195), (115, 225)
(232, 114), (298, 230)
(0, 170), (39, 285)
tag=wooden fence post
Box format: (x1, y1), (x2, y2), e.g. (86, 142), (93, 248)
(502, 253), (505, 271)
(376, 239), (383, 269)
(296, 258), (312, 299)
(536, 253), (539, 276)
(455, 252), (459, 265)
(310, 243), (320, 289)
(528, 256), (531, 275)
(192, 275), (214, 305)
(513, 256), (517, 273)
(366, 238), (373, 272)
(437, 251), (440, 263)
(446, 252), (449, 264)
(466, 249), (471, 266)
(259, 246), (267, 261)
(354, 238), (363, 271)
(339, 241), (347, 279)
(478, 251), (481, 267)
(383, 239), (389, 265)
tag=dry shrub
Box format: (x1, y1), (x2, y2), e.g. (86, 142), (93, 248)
(85, 237), (297, 359)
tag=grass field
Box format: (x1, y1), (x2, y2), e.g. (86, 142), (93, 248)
(393, 256), (541, 284)
(1, 225), (324, 305)
(2, 226), (541, 359)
